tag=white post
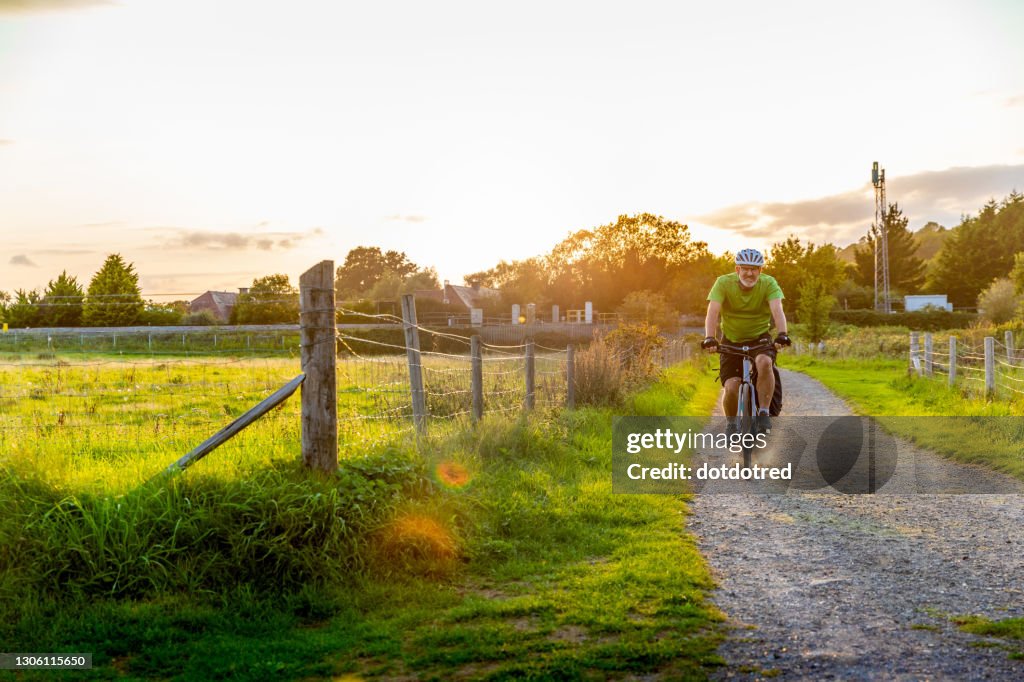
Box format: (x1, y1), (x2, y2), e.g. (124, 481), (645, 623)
(909, 332), (921, 376)
(1005, 330), (1014, 366)
(511, 304), (521, 325)
(584, 301), (593, 324)
(552, 304), (559, 324)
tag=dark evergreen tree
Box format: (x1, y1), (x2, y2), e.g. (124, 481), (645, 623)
(41, 270), (85, 327)
(852, 202), (925, 296)
(82, 254), (144, 327)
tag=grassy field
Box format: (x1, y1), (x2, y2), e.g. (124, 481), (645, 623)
(1, 351), (725, 680)
(784, 354), (1024, 480)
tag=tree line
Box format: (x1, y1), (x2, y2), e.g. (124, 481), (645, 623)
(4, 191), (1021, 329)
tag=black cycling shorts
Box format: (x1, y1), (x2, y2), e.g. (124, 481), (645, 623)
(718, 334), (783, 416)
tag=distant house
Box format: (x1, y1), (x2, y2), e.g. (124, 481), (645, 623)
(190, 291), (239, 321)
(904, 294), (952, 312)
(414, 281), (499, 310)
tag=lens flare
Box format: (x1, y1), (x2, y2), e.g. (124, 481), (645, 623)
(435, 460), (471, 488)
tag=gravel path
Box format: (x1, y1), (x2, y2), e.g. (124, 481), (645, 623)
(689, 368), (1024, 680)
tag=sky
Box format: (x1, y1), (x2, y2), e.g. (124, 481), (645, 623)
(2, 0), (1023, 299)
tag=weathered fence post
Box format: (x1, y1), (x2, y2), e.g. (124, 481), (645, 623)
(300, 260), (338, 472)
(948, 336), (957, 387)
(525, 339), (535, 410)
(1005, 330), (1015, 366)
(984, 336), (995, 397)
(924, 333), (933, 377)
(401, 294), (427, 435)
(471, 335), (483, 422)
(566, 344), (575, 409)
(909, 332), (921, 376)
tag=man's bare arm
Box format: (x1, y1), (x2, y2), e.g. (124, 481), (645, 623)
(769, 298), (788, 335)
(705, 301), (721, 339)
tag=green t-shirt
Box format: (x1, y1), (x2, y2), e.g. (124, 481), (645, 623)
(706, 273), (784, 341)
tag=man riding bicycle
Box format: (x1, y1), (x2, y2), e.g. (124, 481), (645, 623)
(700, 248), (791, 435)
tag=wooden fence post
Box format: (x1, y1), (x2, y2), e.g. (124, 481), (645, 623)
(948, 336), (957, 387)
(909, 332), (920, 376)
(924, 333), (933, 377)
(471, 335), (483, 422)
(300, 260), (338, 472)
(566, 344), (575, 409)
(525, 339), (535, 410)
(984, 336), (995, 397)
(1005, 330), (1015, 366)
(401, 294), (427, 435)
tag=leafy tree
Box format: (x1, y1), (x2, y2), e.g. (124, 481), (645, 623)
(797, 277), (836, 344)
(231, 274), (298, 324)
(852, 202), (925, 296)
(0, 291), (11, 324)
(1008, 252), (1024, 295)
(82, 254), (144, 327)
(7, 289), (42, 328)
(616, 290), (678, 330)
(139, 301), (187, 326)
(335, 247), (422, 298)
(40, 270), (84, 327)
(927, 192), (1024, 306)
(765, 237), (844, 312)
(977, 278), (1019, 325)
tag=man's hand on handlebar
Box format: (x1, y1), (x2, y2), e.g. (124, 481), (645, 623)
(701, 336), (719, 353)
(774, 332), (792, 348)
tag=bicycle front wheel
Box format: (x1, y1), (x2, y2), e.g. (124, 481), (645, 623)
(738, 382), (755, 468)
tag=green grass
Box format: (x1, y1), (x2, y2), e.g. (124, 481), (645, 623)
(954, 615), (1024, 659)
(783, 355), (1024, 480)
(1, 356), (725, 680)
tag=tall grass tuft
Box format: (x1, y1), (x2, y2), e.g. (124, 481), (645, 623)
(0, 451), (430, 603)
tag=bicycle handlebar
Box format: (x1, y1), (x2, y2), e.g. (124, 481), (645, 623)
(713, 341), (777, 357)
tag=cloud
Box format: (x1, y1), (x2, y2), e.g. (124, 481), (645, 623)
(385, 214), (428, 223)
(10, 254), (36, 267)
(153, 227), (325, 252)
(696, 164), (1024, 246)
(0, 139), (12, 146)
(35, 248), (94, 255)
(0, 0), (113, 14)
(1005, 94), (1024, 107)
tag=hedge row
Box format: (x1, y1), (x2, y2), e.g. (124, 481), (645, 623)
(830, 309), (978, 331)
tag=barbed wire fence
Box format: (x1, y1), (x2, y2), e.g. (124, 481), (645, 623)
(909, 330), (1024, 402)
(3, 262), (696, 477)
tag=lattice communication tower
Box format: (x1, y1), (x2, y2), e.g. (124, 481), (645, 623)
(872, 161), (891, 313)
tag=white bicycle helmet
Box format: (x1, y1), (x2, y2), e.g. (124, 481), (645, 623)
(735, 248), (764, 267)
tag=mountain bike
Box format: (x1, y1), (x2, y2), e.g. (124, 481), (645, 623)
(716, 341), (775, 468)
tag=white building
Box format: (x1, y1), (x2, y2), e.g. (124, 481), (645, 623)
(904, 294), (952, 312)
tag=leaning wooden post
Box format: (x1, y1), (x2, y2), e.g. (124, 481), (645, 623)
(1005, 330), (1015, 366)
(566, 344), (575, 409)
(300, 260), (338, 473)
(948, 336), (957, 387)
(401, 294), (427, 435)
(924, 333), (933, 377)
(525, 339), (535, 410)
(471, 335), (483, 422)
(984, 336), (995, 397)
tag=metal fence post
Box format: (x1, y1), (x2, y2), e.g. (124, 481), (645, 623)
(401, 294), (427, 435)
(566, 344), (575, 409)
(924, 333), (933, 377)
(525, 339), (535, 410)
(471, 335), (483, 422)
(948, 336), (957, 387)
(300, 260), (338, 472)
(984, 336), (995, 397)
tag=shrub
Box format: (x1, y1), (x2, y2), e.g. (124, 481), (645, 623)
(573, 323), (665, 405)
(977, 278), (1019, 325)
